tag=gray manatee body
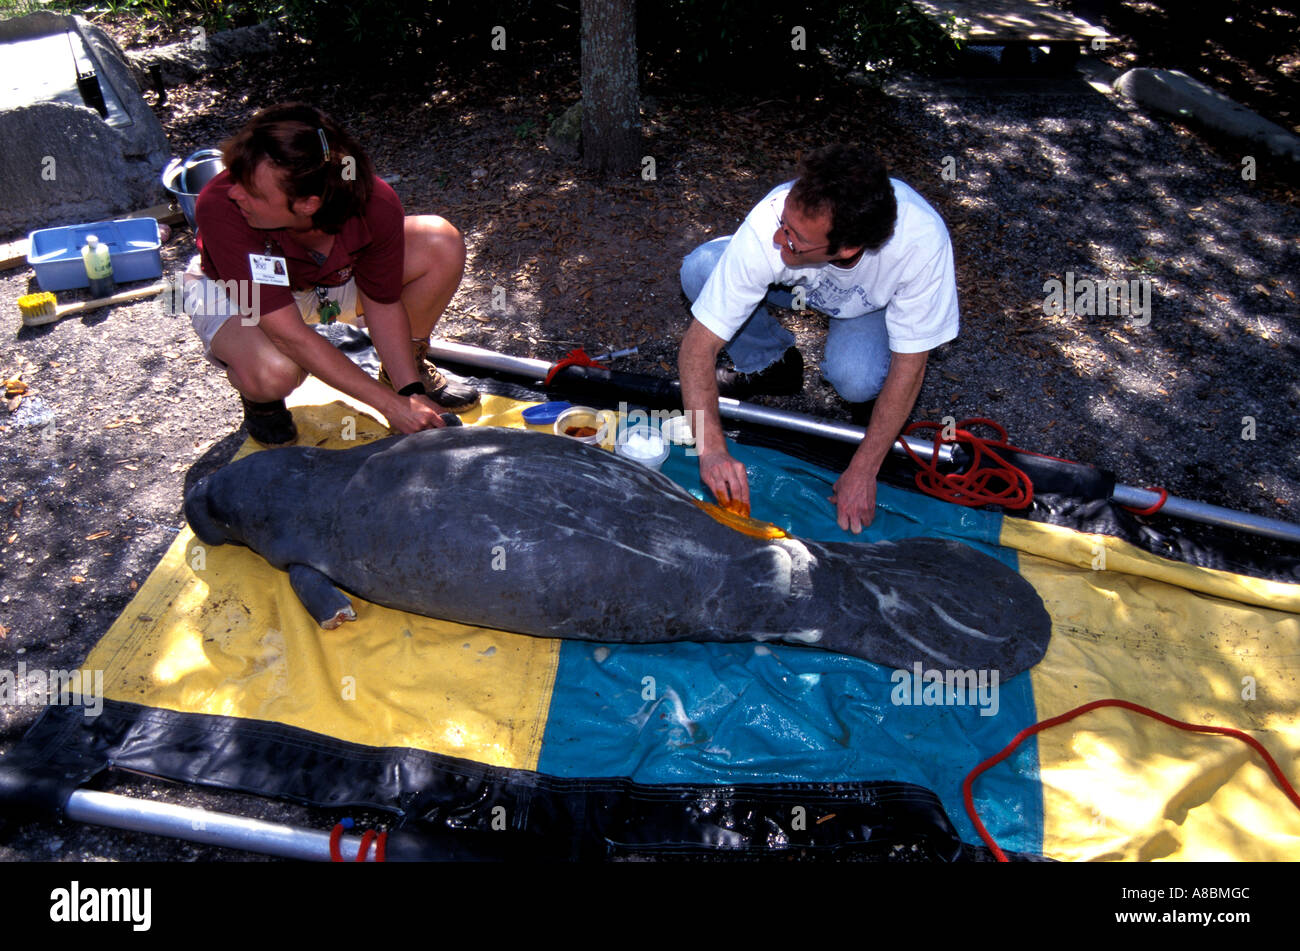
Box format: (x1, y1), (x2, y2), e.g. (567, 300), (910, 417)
(184, 426), (1052, 677)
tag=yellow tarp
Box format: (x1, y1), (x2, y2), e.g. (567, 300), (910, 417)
(1005, 519), (1300, 861)
(85, 384), (561, 769)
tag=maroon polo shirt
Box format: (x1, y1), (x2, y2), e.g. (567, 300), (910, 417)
(194, 169), (406, 314)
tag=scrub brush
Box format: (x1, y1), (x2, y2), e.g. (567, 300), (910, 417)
(18, 282), (167, 329)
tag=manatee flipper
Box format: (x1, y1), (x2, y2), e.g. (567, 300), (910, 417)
(288, 564), (357, 629)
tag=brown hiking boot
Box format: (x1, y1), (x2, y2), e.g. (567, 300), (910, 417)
(379, 339), (480, 411)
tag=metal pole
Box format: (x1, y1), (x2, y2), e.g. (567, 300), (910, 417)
(424, 340), (955, 465)
(64, 789), (378, 862)
(1111, 485), (1300, 545)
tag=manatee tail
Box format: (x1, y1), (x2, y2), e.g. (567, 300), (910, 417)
(815, 537), (1052, 680)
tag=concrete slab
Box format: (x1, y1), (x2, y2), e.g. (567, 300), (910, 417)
(910, 0), (1114, 42)
(0, 28), (129, 125)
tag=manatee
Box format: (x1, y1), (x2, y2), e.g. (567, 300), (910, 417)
(183, 426), (1052, 677)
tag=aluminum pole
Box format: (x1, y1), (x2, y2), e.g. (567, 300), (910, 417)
(65, 789), (380, 862)
(424, 340), (954, 464)
(1110, 485), (1300, 545)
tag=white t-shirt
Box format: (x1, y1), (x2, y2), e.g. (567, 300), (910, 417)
(691, 180), (960, 354)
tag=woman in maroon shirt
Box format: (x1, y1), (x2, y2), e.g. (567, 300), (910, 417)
(188, 102), (477, 445)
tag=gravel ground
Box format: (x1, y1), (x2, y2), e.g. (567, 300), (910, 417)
(877, 66), (1299, 526)
(0, 23), (1297, 864)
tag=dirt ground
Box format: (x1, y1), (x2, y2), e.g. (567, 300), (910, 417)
(0, 4), (1297, 863)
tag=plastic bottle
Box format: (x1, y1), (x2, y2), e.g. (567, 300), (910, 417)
(81, 234), (115, 298)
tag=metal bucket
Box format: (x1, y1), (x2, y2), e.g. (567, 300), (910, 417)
(161, 148), (225, 230)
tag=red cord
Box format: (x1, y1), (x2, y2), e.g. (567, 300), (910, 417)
(1120, 486), (1169, 516)
(355, 829), (376, 861)
(544, 347), (598, 386)
(329, 822), (389, 862)
(900, 418), (1037, 509)
(962, 698), (1300, 862)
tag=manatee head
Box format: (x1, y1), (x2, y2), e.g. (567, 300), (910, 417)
(184, 471), (242, 547)
(183, 445), (338, 553)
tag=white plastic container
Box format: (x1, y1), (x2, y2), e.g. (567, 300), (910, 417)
(615, 424), (670, 470)
(554, 406), (616, 449)
(660, 413), (695, 447)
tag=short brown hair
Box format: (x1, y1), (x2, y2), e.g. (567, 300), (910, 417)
(789, 144), (896, 254)
(222, 103), (375, 234)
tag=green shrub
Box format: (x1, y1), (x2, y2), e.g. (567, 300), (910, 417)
(4, 0), (959, 84)
(3, 0), (285, 32)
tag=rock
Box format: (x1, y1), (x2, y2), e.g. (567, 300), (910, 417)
(206, 20), (281, 61)
(125, 21), (282, 88)
(0, 13), (169, 239)
(545, 103), (582, 160)
(128, 37), (208, 86)
(8, 395), (54, 430)
(1114, 68), (1300, 163)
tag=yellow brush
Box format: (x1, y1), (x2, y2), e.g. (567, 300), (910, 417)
(18, 282), (168, 328)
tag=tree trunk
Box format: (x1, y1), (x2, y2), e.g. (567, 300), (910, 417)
(580, 0), (640, 176)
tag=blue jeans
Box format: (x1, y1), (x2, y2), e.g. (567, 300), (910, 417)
(679, 237), (891, 402)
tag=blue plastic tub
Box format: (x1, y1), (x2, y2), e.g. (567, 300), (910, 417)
(27, 218), (163, 292)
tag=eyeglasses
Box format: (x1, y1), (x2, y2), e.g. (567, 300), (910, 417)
(777, 214), (829, 255)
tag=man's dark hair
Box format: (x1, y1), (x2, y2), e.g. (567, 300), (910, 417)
(789, 144), (896, 254)
(223, 103), (375, 234)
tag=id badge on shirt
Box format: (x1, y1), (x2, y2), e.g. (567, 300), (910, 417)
(249, 253), (291, 286)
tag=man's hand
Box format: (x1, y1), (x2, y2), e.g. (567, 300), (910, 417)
(829, 465), (878, 534)
(699, 449), (750, 511)
(831, 349), (930, 534)
(385, 393), (447, 433)
(679, 320), (755, 509)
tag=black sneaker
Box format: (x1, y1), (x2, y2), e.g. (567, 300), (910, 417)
(241, 396), (298, 446)
(848, 399), (876, 426)
(715, 347), (804, 399)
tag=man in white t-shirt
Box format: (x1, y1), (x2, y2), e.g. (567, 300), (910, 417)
(677, 144), (959, 533)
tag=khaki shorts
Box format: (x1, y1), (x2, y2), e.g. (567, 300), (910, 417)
(183, 255), (363, 368)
